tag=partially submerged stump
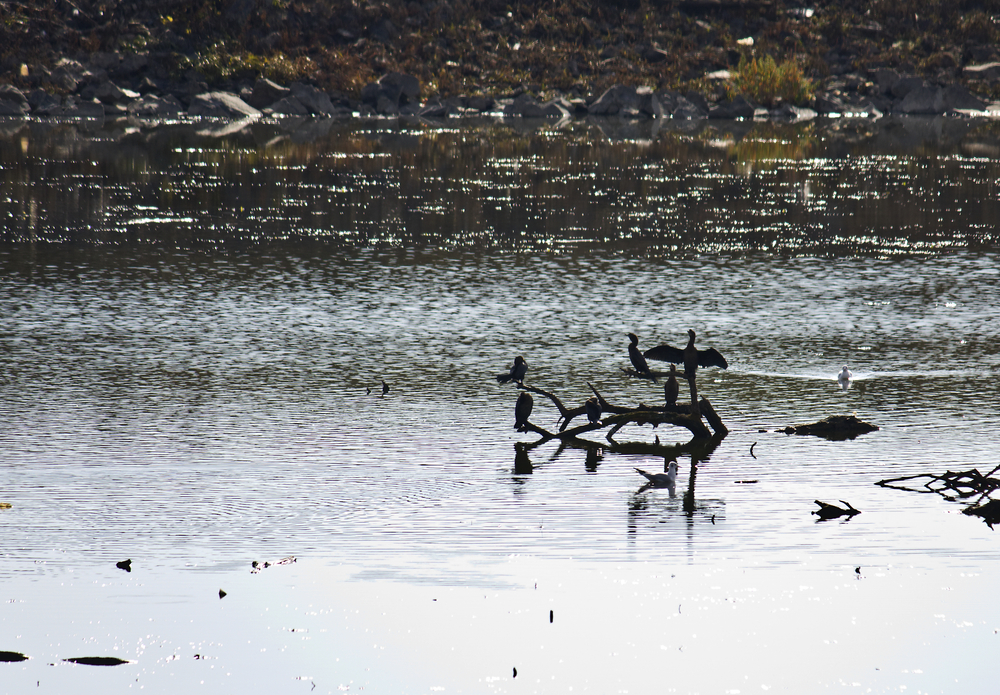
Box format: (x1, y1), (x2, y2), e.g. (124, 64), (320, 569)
(783, 414), (879, 440)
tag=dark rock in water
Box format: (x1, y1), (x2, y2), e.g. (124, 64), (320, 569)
(127, 94), (184, 119)
(64, 656), (131, 666)
(0, 85), (29, 116)
(0, 651), (29, 662)
(219, 588), (227, 599)
(963, 499), (1000, 529)
(116, 559), (132, 572)
(812, 500), (861, 520)
(783, 414), (878, 440)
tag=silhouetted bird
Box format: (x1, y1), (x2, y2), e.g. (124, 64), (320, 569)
(664, 364), (679, 406)
(381, 380), (390, 396)
(497, 356), (527, 385)
(116, 559), (132, 572)
(644, 329), (728, 380)
(514, 392), (533, 430)
(812, 500), (861, 520)
(635, 461), (678, 489)
(585, 396), (602, 424)
(626, 333), (655, 381)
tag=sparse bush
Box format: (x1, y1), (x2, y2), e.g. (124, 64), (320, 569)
(729, 54), (813, 106)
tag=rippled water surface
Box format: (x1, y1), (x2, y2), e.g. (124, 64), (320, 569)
(2, 118), (1000, 693)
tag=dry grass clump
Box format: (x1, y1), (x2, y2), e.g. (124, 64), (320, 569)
(729, 54), (813, 106)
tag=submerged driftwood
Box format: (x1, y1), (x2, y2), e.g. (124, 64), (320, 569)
(515, 380), (727, 448)
(877, 464), (1000, 529)
(783, 414), (879, 440)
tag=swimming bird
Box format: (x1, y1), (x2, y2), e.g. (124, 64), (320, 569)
(643, 329), (728, 380)
(585, 396), (602, 424)
(812, 500), (861, 520)
(514, 392), (533, 430)
(627, 333), (655, 381)
(635, 461), (678, 489)
(664, 364), (679, 406)
(838, 366), (852, 383)
(381, 380), (390, 396)
(497, 356), (527, 385)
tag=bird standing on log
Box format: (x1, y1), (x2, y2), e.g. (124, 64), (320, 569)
(514, 392), (533, 430)
(643, 329), (728, 380)
(585, 396), (602, 424)
(497, 355), (527, 385)
(626, 333), (655, 381)
(664, 364), (679, 406)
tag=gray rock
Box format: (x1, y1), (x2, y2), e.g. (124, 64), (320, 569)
(941, 84), (986, 111)
(465, 95), (495, 112)
(127, 94), (184, 118)
(502, 93), (568, 118)
(188, 91), (262, 118)
(264, 96), (310, 116)
(116, 52), (149, 77)
(588, 84), (642, 116)
(671, 95), (708, 120)
(814, 94), (847, 114)
(93, 81), (139, 104)
(376, 94), (400, 115)
(27, 89), (60, 113)
(730, 95), (758, 118)
(870, 68), (899, 95)
(60, 97), (105, 119)
(89, 51), (122, 71)
(290, 83), (336, 115)
(770, 104), (816, 122)
(963, 63), (1000, 81)
(638, 88), (663, 118)
(891, 76), (927, 99)
(899, 86), (945, 114)
(248, 78), (290, 109)
(379, 72), (420, 104)
(0, 85), (30, 116)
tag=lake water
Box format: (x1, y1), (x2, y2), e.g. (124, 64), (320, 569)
(1, 114), (1000, 694)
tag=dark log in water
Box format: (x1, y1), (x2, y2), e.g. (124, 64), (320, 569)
(783, 414), (879, 440)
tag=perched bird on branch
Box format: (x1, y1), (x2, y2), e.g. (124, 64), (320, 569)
(664, 364), (679, 406)
(514, 392), (533, 430)
(644, 329), (728, 380)
(635, 461), (678, 489)
(626, 333), (655, 381)
(497, 355), (527, 385)
(585, 396), (602, 424)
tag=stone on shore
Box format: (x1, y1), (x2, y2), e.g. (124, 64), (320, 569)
(0, 85), (30, 116)
(188, 92), (261, 118)
(247, 78), (291, 109)
(127, 94), (184, 118)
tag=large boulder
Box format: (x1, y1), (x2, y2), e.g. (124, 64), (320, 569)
(127, 94), (184, 118)
(290, 82), (336, 115)
(360, 72), (421, 115)
(247, 78), (290, 109)
(263, 96), (310, 116)
(503, 93), (569, 118)
(899, 86), (944, 114)
(588, 84), (642, 116)
(187, 92), (261, 118)
(0, 85), (30, 116)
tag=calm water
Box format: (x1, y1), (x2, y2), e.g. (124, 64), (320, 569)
(1, 115), (1000, 694)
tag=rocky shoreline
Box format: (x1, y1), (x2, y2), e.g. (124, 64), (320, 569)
(2, 1), (1000, 124)
(3, 60), (1000, 125)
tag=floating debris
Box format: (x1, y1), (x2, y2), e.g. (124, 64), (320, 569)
(0, 651), (28, 662)
(219, 589), (227, 599)
(64, 656), (131, 666)
(251, 556), (296, 573)
(962, 499), (1000, 529)
(115, 559), (132, 572)
(0, 502), (11, 509)
(812, 500), (861, 520)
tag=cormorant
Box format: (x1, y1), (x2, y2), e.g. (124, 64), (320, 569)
(381, 380), (390, 396)
(635, 461), (678, 488)
(514, 391), (533, 430)
(585, 396), (602, 424)
(664, 364), (679, 406)
(497, 356), (527, 385)
(626, 333), (655, 381)
(643, 329), (728, 379)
